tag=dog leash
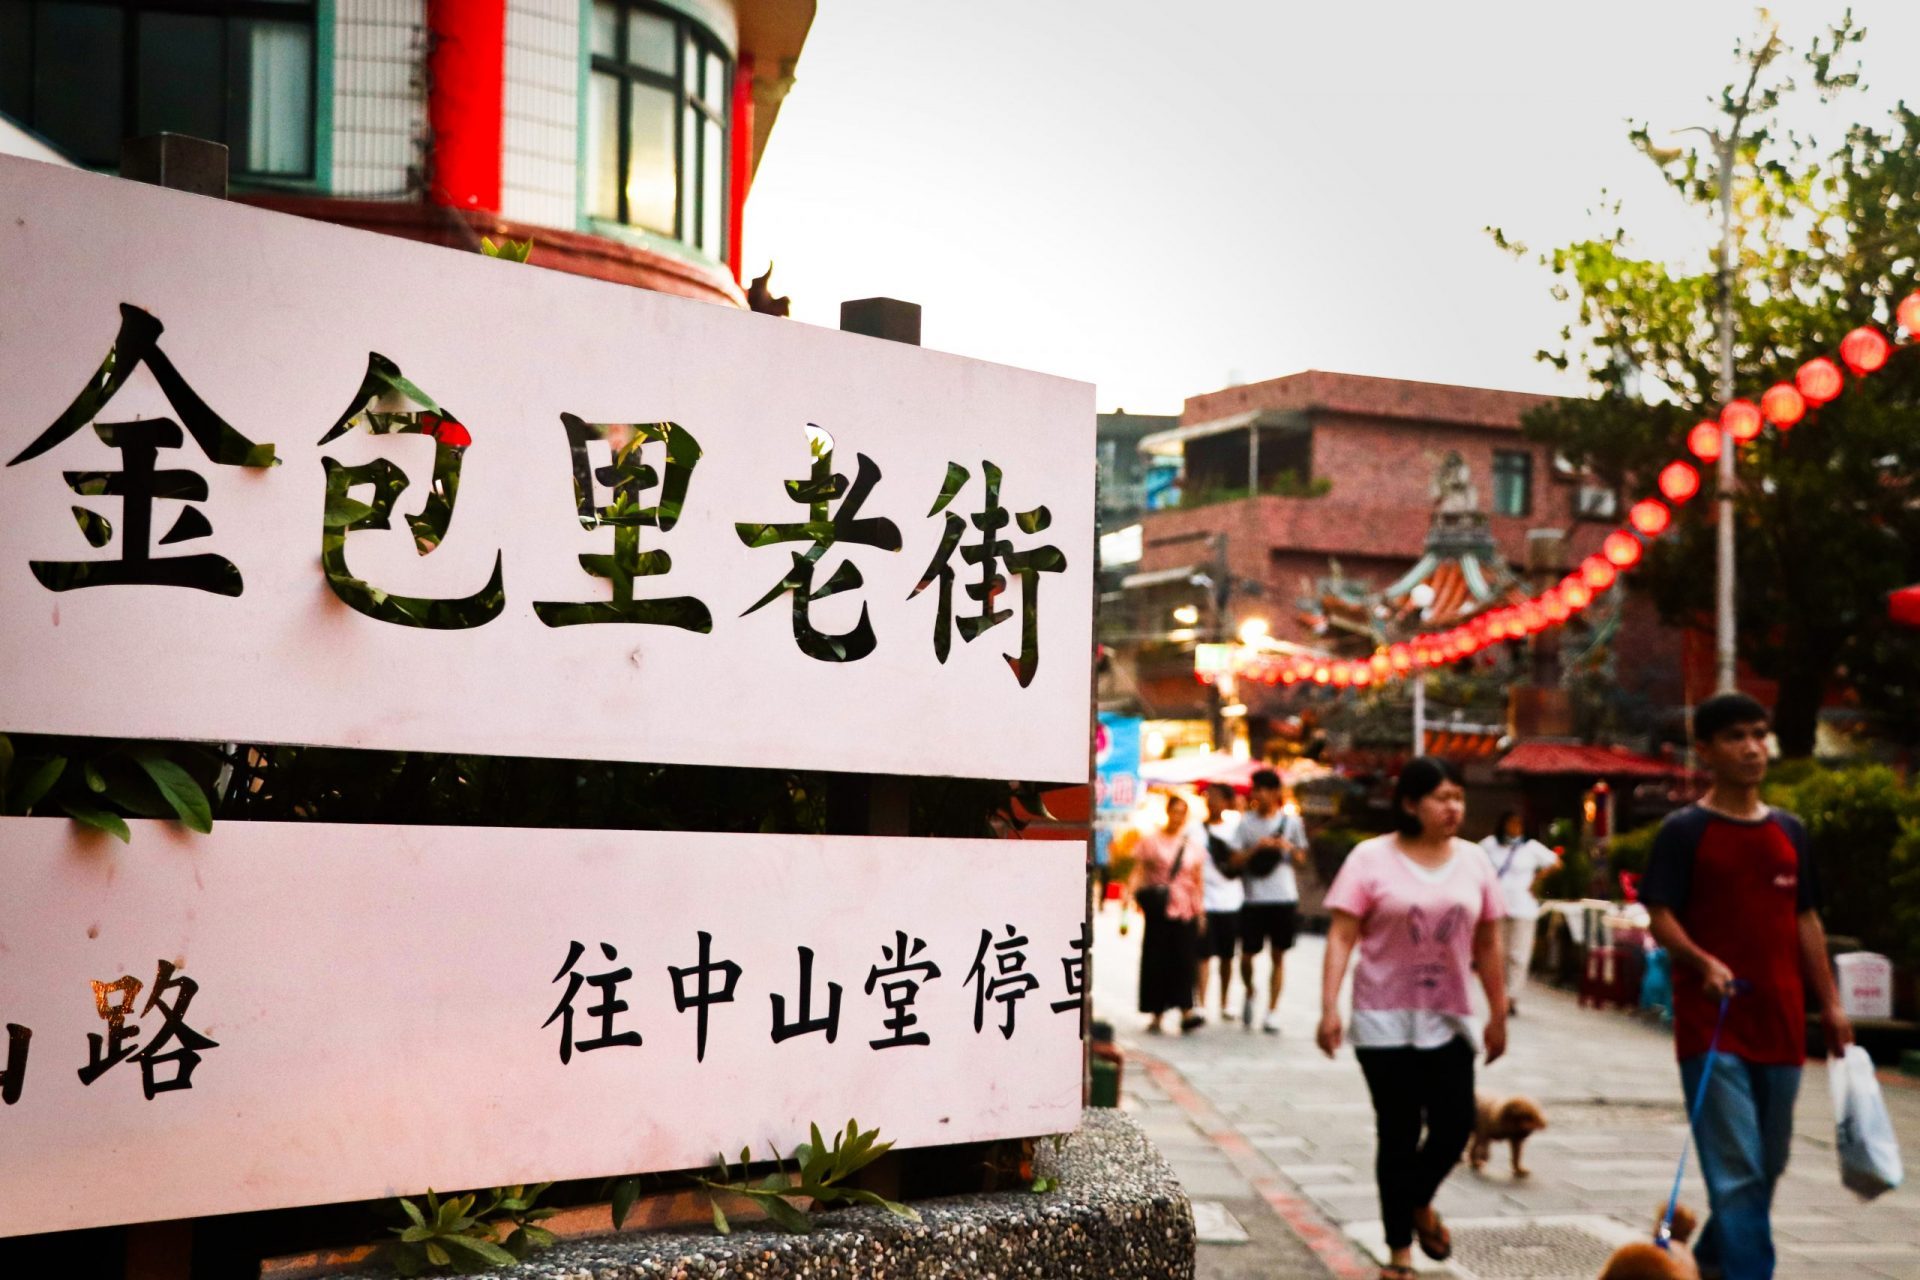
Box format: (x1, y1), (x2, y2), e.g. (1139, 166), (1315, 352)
(1657, 980), (1747, 1248)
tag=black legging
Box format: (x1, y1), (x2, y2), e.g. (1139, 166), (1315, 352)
(1355, 1036), (1476, 1251)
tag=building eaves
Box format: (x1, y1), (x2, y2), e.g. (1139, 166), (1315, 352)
(1179, 369), (1560, 433)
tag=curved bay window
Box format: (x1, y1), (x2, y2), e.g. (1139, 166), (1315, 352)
(588, 0), (729, 260)
(0, 0), (316, 180)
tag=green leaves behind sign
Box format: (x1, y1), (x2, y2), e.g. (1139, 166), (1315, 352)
(130, 749), (214, 833)
(9, 754), (66, 814)
(60, 801), (130, 843)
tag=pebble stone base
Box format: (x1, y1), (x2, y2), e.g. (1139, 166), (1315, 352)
(407, 1110), (1194, 1280)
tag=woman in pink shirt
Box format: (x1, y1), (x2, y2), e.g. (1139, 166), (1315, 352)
(1130, 794), (1207, 1034)
(1317, 759), (1508, 1279)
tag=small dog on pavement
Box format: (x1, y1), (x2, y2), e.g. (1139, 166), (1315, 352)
(1597, 1205), (1699, 1280)
(1468, 1094), (1548, 1177)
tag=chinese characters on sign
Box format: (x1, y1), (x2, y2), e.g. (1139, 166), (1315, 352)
(0, 960), (220, 1109)
(0, 820), (1085, 1238)
(545, 925), (1084, 1065)
(5, 305), (275, 596)
(0, 920), (1090, 1112)
(5, 309), (1068, 676)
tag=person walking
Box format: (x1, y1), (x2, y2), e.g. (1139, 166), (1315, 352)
(1478, 812), (1560, 1015)
(1131, 793), (1207, 1035)
(1235, 768), (1308, 1034)
(1197, 781), (1244, 1024)
(1642, 692), (1853, 1280)
(1317, 758), (1508, 1279)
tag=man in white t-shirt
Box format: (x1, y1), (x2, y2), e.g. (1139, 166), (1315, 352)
(1478, 811), (1560, 1015)
(1234, 768), (1308, 1034)
(1197, 781), (1245, 1024)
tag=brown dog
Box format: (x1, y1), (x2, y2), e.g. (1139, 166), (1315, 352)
(1468, 1094), (1547, 1176)
(1597, 1205), (1699, 1280)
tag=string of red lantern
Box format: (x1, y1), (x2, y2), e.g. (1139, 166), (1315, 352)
(1214, 290), (1920, 692)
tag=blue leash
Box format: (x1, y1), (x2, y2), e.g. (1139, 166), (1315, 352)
(1657, 980), (1746, 1249)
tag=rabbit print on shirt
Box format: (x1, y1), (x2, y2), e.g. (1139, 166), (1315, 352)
(1406, 903), (1468, 991)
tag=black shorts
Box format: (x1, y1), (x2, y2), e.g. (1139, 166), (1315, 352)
(1203, 911), (1240, 961)
(1240, 902), (1299, 953)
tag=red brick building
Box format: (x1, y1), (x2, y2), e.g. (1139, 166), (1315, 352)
(1108, 370), (1685, 733)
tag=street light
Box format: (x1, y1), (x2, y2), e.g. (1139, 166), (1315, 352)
(1172, 604), (1201, 626)
(1237, 617), (1270, 646)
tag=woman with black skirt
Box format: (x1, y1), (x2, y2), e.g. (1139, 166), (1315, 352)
(1131, 794), (1207, 1034)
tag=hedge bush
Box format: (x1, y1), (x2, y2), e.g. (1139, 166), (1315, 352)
(1763, 763), (1920, 964)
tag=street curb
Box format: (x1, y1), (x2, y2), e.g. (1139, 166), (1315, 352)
(1133, 1048), (1375, 1280)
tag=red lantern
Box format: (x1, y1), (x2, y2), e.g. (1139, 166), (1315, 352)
(1389, 643), (1412, 671)
(1545, 595), (1571, 624)
(1686, 422), (1723, 462)
(1797, 357), (1843, 405)
(1760, 383), (1805, 429)
(1898, 291), (1920, 337)
(1582, 555), (1617, 591)
(1657, 461), (1699, 504)
(1563, 579), (1592, 610)
(1313, 665), (1330, 685)
(1720, 399), (1763, 442)
(1370, 652), (1391, 678)
(1603, 529), (1642, 568)
(1352, 664), (1372, 687)
(1629, 498), (1671, 537)
(1839, 326), (1890, 376)
(1520, 602), (1546, 633)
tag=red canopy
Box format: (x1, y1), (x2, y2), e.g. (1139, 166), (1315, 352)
(1496, 742), (1685, 779)
(1891, 584), (1920, 629)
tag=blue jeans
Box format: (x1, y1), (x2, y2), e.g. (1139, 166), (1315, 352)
(1680, 1053), (1801, 1280)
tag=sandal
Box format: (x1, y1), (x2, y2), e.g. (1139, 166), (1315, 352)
(1412, 1207), (1452, 1261)
(1378, 1267), (1416, 1280)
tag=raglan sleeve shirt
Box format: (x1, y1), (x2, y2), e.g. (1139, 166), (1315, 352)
(1639, 804), (1822, 1063)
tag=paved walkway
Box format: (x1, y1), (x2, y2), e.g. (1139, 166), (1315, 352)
(1091, 907), (1920, 1280)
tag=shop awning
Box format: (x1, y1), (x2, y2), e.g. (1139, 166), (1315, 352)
(1138, 753), (1327, 793)
(1495, 742), (1684, 779)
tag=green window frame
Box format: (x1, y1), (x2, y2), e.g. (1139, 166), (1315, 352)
(0, 0), (319, 181)
(1492, 449), (1532, 518)
(586, 0), (729, 259)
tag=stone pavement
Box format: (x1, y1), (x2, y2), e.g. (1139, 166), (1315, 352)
(1090, 906), (1920, 1280)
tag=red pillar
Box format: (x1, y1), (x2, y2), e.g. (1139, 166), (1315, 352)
(427, 0), (506, 212)
(727, 54), (756, 283)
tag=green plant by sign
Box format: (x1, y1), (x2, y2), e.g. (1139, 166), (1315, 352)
(382, 1184), (559, 1275)
(479, 237), (534, 264)
(698, 1120), (918, 1235)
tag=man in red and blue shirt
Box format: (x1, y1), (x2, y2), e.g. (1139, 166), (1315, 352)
(1642, 692), (1853, 1280)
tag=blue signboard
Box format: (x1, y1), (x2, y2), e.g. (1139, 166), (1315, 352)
(1096, 713), (1143, 816)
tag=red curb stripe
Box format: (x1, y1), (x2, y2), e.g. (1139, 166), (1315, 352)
(1137, 1051), (1375, 1280)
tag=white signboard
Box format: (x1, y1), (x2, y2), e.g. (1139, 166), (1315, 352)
(0, 156), (1094, 782)
(0, 818), (1086, 1236)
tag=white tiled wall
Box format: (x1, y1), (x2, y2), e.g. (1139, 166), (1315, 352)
(332, 0), (428, 198)
(501, 0), (580, 229)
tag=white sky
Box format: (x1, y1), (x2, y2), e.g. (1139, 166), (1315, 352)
(742, 1), (1919, 414)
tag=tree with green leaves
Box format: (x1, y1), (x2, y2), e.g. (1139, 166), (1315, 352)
(1496, 12), (1920, 756)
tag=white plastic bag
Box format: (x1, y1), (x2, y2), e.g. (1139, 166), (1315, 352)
(1828, 1045), (1904, 1200)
